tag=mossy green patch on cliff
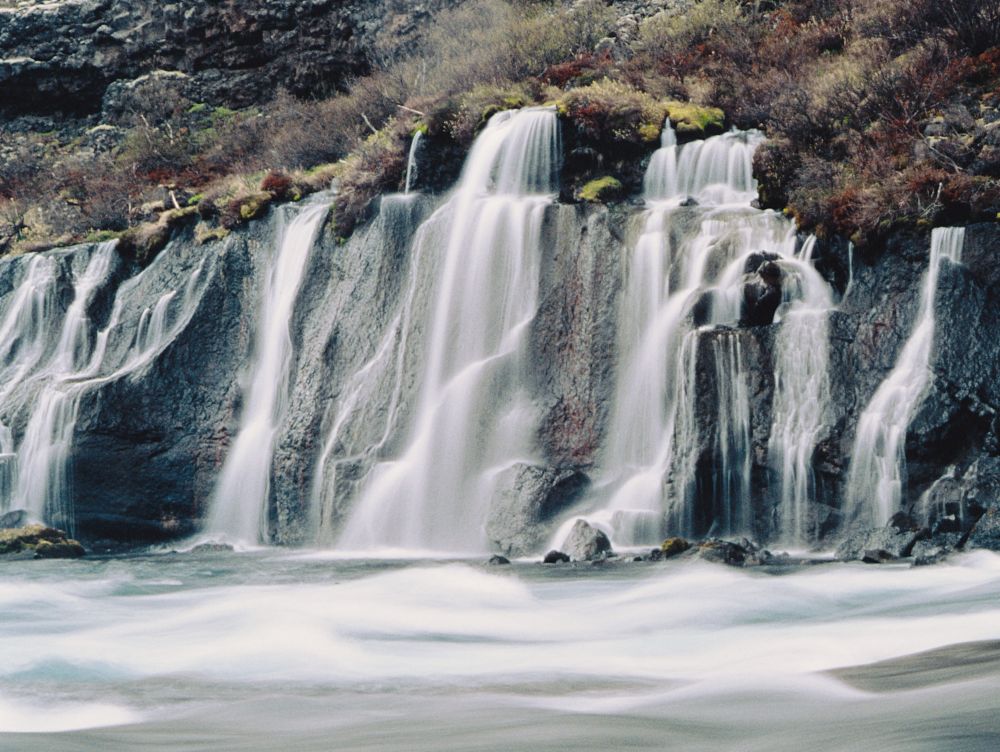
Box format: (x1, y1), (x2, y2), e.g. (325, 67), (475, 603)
(558, 80), (666, 146)
(663, 101), (725, 137)
(577, 176), (623, 202)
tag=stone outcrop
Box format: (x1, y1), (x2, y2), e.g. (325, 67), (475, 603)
(0, 0), (462, 118)
(0, 147), (998, 553)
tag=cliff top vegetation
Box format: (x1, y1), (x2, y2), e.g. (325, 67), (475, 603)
(0, 0), (997, 257)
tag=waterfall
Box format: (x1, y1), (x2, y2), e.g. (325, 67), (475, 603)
(768, 243), (834, 544)
(845, 226), (965, 528)
(0, 236), (212, 533)
(404, 130), (422, 194)
(554, 123), (832, 549)
(205, 200), (330, 545)
(334, 107), (559, 553)
(10, 243), (118, 530)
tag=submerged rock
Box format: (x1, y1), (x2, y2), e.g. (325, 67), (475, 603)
(0, 509), (28, 529)
(563, 519), (612, 561)
(190, 542), (235, 554)
(542, 550), (571, 564)
(487, 554), (511, 566)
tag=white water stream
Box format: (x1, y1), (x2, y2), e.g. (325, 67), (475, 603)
(336, 107), (559, 553)
(2, 551), (999, 750)
(845, 227), (965, 528)
(205, 201), (330, 545)
(557, 124), (833, 549)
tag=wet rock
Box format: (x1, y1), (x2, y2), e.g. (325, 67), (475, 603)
(836, 521), (930, 561)
(911, 539), (952, 566)
(968, 507), (1000, 551)
(486, 464), (590, 557)
(0, 525), (84, 558)
(191, 542), (235, 553)
(34, 540), (86, 559)
(660, 537), (690, 557)
(648, 548), (664, 561)
(487, 554), (511, 565)
(739, 260), (783, 326)
(861, 549), (895, 564)
(696, 538), (783, 567)
(563, 519), (612, 561)
(542, 550), (570, 564)
(0, 509), (27, 528)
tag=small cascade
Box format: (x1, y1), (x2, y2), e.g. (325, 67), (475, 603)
(335, 107), (559, 553)
(555, 122), (832, 550)
(845, 226), (965, 528)
(205, 200), (330, 545)
(0, 255), (61, 492)
(12, 243), (118, 529)
(0, 239), (211, 532)
(768, 241), (835, 543)
(404, 130), (422, 194)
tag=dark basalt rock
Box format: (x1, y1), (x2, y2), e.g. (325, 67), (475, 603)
(740, 259), (783, 327)
(968, 508), (1000, 551)
(0, 0), (464, 118)
(487, 554), (511, 566)
(542, 550), (570, 564)
(0, 509), (27, 529)
(696, 538), (775, 567)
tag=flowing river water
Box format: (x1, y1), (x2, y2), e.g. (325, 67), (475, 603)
(2, 550), (1000, 750)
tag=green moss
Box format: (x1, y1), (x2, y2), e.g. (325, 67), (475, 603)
(194, 222), (231, 245)
(187, 102), (208, 114)
(577, 176), (624, 202)
(664, 101), (725, 136)
(660, 537), (691, 557)
(84, 229), (121, 243)
(187, 193), (205, 206)
(638, 122), (662, 142)
(237, 192), (271, 221)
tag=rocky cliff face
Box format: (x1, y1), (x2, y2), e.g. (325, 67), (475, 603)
(0, 176), (996, 553)
(0, 0), (461, 119)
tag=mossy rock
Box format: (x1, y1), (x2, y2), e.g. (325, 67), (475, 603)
(237, 192), (272, 221)
(0, 524), (83, 558)
(34, 539), (86, 559)
(577, 176), (624, 203)
(664, 101), (725, 137)
(194, 222), (230, 245)
(660, 537), (691, 557)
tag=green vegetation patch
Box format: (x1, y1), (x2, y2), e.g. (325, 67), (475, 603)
(663, 101), (725, 137)
(577, 176), (624, 202)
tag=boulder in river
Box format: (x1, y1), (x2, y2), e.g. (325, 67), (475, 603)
(542, 550), (571, 564)
(563, 519), (612, 561)
(0, 525), (85, 558)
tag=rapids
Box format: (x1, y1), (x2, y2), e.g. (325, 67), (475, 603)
(1, 551), (999, 750)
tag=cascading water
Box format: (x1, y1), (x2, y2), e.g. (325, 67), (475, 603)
(768, 238), (835, 544)
(11, 243), (118, 530)
(555, 123), (833, 549)
(205, 200), (330, 545)
(844, 226), (965, 528)
(0, 237), (211, 532)
(334, 107), (559, 553)
(404, 130), (422, 194)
